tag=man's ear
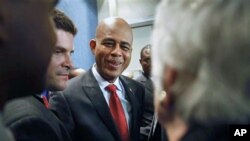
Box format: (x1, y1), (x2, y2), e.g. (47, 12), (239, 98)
(139, 59), (142, 65)
(89, 39), (96, 55)
(162, 66), (177, 93)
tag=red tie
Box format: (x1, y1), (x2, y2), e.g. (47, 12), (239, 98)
(106, 84), (130, 141)
(41, 95), (49, 109)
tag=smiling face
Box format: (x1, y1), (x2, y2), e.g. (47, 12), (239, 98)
(45, 29), (74, 91)
(90, 18), (133, 82)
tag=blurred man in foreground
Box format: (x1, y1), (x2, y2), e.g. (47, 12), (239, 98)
(152, 0), (250, 141)
(0, 0), (57, 140)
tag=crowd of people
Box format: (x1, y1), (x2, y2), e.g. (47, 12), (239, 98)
(0, 0), (250, 141)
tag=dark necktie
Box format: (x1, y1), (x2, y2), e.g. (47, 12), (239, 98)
(106, 84), (130, 141)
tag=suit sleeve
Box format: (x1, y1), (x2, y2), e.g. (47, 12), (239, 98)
(8, 116), (60, 141)
(49, 92), (75, 138)
(139, 81), (154, 141)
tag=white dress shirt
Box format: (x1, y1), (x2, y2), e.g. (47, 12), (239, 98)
(92, 64), (131, 128)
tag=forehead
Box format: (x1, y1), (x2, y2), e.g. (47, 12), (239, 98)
(143, 48), (151, 55)
(97, 20), (133, 44)
(55, 29), (74, 47)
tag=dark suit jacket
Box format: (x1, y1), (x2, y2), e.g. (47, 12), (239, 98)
(0, 116), (14, 141)
(148, 116), (168, 141)
(3, 95), (71, 141)
(181, 121), (230, 141)
(139, 78), (154, 141)
(50, 70), (145, 141)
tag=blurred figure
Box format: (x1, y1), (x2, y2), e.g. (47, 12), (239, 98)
(4, 9), (77, 141)
(0, 0), (57, 140)
(69, 68), (86, 79)
(50, 17), (145, 141)
(132, 45), (154, 141)
(0, 0), (56, 103)
(152, 0), (250, 141)
(133, 44), (152, 84)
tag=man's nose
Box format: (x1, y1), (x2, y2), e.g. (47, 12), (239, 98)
(63, 54), (73, 70)
(111, 44), (122, 57)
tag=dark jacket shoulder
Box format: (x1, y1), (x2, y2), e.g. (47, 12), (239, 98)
(3, 96), (71, 141)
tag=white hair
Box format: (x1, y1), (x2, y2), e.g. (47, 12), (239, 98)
(152, 0), (250, 124)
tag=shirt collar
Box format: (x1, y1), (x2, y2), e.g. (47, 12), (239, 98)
(92, 64), (122, 91)
(41, 90), (49, 99)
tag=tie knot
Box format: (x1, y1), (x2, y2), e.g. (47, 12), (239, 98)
(106, 84), (117, 94)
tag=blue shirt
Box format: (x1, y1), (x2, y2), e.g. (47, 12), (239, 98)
(41, 90), (49, 100)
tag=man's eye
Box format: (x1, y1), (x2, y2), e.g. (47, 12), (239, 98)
(54, 49), (62, 54)
(121, 45), (130, 51)
(103, 42), (114, 47)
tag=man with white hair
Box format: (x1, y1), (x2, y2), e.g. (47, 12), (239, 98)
(152, 0), (250, 140)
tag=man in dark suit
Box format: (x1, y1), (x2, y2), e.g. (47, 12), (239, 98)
(132, 45), (154, 141)
(133, 45), (152, 84)
(0, 0), (57, 141)
(3, 9), (77, 141)
(50, 17), (145, 141)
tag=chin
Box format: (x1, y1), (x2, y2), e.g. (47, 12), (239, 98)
(109, 73), (121, 79)
(48, 83), (66, 92)
(104, 70), (120, 78)
(56, 85), (66, 91)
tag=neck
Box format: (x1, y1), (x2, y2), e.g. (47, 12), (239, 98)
(106, 78), (117, 83)
(95, 66), (118, 83)
(143, 72), (150, 78)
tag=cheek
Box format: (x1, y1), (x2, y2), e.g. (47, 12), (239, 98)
(96, 49), (107, 61)
(95, 53), (105, 65)
(46, 65), (56, 79)
(124, 53), (131, 63)
(49, 56), (62, 70)
(142, 63), (148, 67)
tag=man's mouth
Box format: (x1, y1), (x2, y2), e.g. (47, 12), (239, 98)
(59, 74), (69, 79)
(57, 71), (69, 80)
(107, 60), (122, 69)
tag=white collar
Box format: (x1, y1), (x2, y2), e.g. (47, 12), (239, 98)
(92, 64), (122, 91)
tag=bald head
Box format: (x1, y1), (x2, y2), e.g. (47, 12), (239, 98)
(90, 17), (133, 82)
(96, 17), (133, 43)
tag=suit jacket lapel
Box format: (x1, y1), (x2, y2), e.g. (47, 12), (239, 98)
(82, 70), (121, 141)
(120, 76), (138, 140)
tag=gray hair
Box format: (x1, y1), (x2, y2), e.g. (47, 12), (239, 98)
(152, 0), (250, 124)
